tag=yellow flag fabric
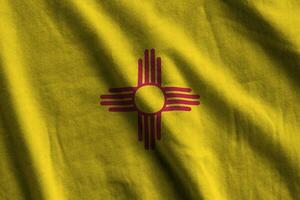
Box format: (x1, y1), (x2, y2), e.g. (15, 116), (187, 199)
(1, 1), (300, 200)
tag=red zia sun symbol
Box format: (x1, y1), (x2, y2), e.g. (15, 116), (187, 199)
(100, 49), (200, 150)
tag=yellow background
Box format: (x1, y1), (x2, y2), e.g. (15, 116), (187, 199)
(0, 0), (300, 199)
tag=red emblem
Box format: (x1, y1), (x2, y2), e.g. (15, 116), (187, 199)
(100, 49), (200, 149)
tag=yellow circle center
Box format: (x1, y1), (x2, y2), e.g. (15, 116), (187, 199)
(134, 85), (165, 113)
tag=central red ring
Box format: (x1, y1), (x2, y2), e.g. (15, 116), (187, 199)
(133, 83), (166, 115)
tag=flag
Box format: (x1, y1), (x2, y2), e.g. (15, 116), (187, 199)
(0, 0), (299, 199)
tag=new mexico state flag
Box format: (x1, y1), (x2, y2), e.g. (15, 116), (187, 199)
(0, 0), (300, 200)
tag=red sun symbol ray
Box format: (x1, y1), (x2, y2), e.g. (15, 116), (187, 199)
(100, 49), (200, 150)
